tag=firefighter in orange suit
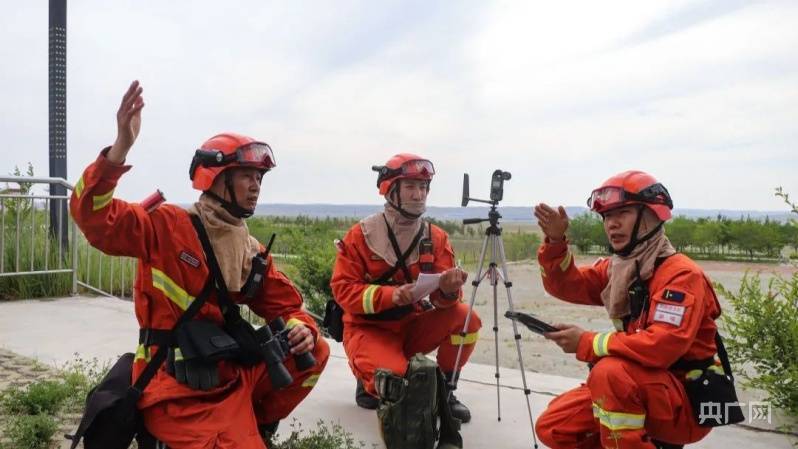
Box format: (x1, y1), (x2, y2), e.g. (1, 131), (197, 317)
(329, 154), (480, 423)
(70, 81), (329, 448)
(532, 171), (721, 449)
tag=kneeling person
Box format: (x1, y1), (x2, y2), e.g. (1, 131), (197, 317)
(330, 153), (481, 425)
(532, 171), (736, 449)
(70, 81), (329, 448)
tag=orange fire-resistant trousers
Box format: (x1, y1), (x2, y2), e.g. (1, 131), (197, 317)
(344, 302), (481, 395)
(141, 338), (330, 449)
(536, 357), (711, 449)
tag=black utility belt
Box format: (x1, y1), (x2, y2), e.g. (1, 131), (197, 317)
(139, 318), (316, 392)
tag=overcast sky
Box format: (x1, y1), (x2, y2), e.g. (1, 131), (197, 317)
(1, 0), (796, 212)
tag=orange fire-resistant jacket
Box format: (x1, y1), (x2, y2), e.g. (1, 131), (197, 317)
(70, 149), (321, 409)
(537, 240), (721, 369)
(330, 220), (463, 332)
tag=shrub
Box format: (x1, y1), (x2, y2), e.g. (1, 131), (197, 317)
(1, 379), (70, 416)
(271, 419), (376, 449)
(716, 274), (798, 423)
(1, 414), (59, 449)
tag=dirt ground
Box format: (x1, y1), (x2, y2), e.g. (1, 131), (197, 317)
(466, 256), (798, 379)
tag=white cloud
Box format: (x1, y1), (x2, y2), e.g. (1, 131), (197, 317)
(1, 0), (796, 212)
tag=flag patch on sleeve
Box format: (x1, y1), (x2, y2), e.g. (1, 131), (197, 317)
(662, 289), (685, 302)
(653, 303), (685, 326)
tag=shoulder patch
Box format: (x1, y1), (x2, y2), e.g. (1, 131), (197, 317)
(179, 250), (201, 268)
(653, 303), (685, 326)
(334, 239), (344, 254)
(662, 289), (685, 303)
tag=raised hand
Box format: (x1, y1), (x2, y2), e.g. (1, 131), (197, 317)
(534, 203), (569, 242)
(108, 80), (145, 163)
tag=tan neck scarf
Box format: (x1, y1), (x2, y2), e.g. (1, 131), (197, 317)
(188, 193), (260, 292)
(361, 203), (425, 267)
(600, 208), (677, 319)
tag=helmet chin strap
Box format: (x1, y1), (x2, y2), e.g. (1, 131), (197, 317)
(204, 171), (255, 219)
(386, 180), (424, 220)
(608, 205), (663, 257)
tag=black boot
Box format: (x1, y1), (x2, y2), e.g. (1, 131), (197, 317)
(443, 372), (471, 424)
(355, 378), (379, 409)
(447, 391), (472, 424)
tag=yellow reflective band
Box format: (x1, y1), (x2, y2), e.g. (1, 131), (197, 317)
(134, 344), (151, 362)
(362, 285), (379, 314)
(174, 347), (184, 362)
(559, 251), (573, 272)
(540, 266), (547, 278)
(151, 268), (194, 310)
(92, 188), (115, 211)
(74, 176), (85, 198)
(686, 365), (724, 381)
(286, 318), (304, 329)
(592, 332), (613, 357)
(450, 332), (479, 345)
(592, 403), (646, 431)
(302, 374), (320, 388)
(686, 369), (703, 381)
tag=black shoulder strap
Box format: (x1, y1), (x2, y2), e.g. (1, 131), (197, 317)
(189, 214), (243, 321)
(131, 277), (214, 394)
(714, 332), (735, 381)
(379, 214), (426, 283)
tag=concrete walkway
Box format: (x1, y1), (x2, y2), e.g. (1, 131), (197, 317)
(0, 296), (794, 448)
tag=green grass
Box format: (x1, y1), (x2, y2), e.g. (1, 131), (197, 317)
(271, 419), (377, 449)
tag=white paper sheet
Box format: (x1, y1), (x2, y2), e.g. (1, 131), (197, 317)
(411, 273), (442, 302)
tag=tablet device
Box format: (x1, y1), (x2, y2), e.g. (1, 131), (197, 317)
(504, 310), (558, 335)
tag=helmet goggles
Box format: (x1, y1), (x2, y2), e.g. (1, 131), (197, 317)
(587, 183), (673, 213)
(190, 142), (276, 180)
(373, 159), (435, 188)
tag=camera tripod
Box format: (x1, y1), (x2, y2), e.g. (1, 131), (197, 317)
(450, 178), (539, 448)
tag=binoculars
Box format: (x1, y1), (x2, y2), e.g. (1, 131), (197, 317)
(254, 317), (317, 389)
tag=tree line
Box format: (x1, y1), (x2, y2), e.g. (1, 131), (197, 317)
(568, 213), (798, 260)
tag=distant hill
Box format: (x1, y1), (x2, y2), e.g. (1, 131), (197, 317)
(253, 204), (793, 223)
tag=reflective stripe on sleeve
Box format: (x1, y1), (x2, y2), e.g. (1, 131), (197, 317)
(92, 188), (115, 211)
(74, 176), (85, 198)
(559, 251), (573, 272)
(362, 284), (379, 314)
(592, 332), (614, 357)
(151, 268), (194, 310)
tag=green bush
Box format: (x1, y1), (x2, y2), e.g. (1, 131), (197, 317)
(1, 379), (70, 416)
(716, 273), (798, 423)
(714, 187), (798, 433)
(271, 419), (376, 449)
(1, 414), (59, 449)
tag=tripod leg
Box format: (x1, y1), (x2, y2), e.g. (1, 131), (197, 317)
(489, 235), (503, 421)
(449, 231), (491, 391)
(495, 236), (540, 449)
